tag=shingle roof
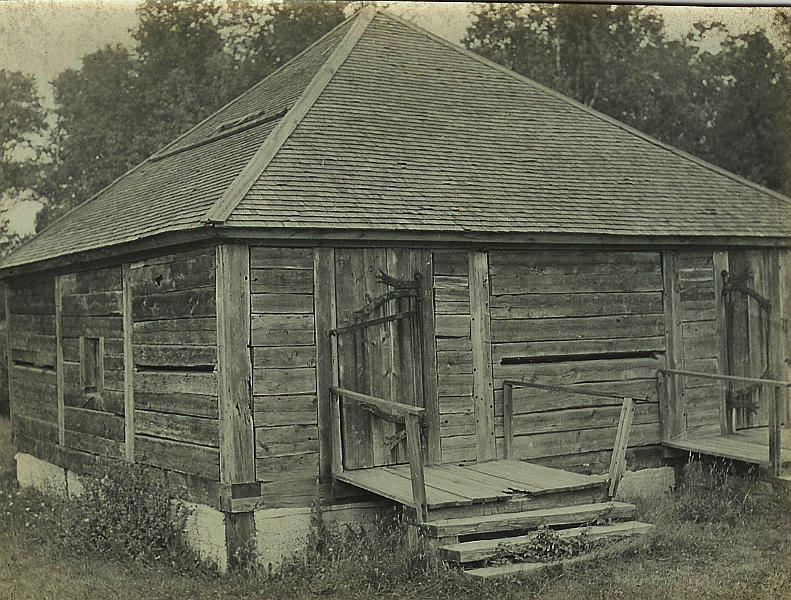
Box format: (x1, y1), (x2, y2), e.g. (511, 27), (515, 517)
(5, 7), (790, 270)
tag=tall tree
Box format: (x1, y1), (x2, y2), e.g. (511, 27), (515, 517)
(463, 4), (791, 194)
(0, 69), (48, 253)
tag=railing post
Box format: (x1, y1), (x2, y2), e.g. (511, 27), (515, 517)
(608, 397), (635, 498)
(405, 412), (428, 523)
(330, 390), (343, 476)
(503, 382), (514, 460)
(769, 384), (781, 478)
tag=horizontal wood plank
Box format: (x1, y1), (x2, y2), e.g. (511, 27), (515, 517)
(134, 390), (219, 419)
(134, 371), (217, 395)
(250, 247), (314, 269)
(132, 287), (215, 321)
(251, 313), (315, 346)
(251, 293), (313, 314)
(489, 292), (663, 319)
(492, 314), (664, 343)
(252, 346), (316, 369)
(134, 410), (219, 447)
(133, 344), (216, 367)
(250, 268), (313, 294)
(61, 291), (123, 317)
(252, 367), (317, 395)
(64, 406), (124, 441)
(135, 435), (219, 480)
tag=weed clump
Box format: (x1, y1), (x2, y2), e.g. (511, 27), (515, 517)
(1, 461), (201, 571)
(673, 459), (784, 526)
(491, 527), (607, 565)
(69, 464), (181, 563)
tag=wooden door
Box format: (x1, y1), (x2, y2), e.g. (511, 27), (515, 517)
(334, 248), (430, 469)
(725, 251), (771, 429)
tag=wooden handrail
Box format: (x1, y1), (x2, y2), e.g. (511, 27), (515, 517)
(658, 368), (791, 388)
(330, 387), (425, 423)
(502, 380), (636, 496)
(502, 379), (647, 402)
(659, 368), (789, 478)
(329, 386), (428, 521)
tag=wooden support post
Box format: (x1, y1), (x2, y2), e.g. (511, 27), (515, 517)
(216, 244), (256, 563)
(502, 382), (513, 460)
(4, 285), (13, 431)
(314, 248), (337, 485)
(780, 250), (791, 423)
(418, 250), (441, 465)
(469, 250), (495, 462)
(767, 249), (784, 477)
(330, 391), (343, 476)
(713, 251), (731, 435)
(216, 244), (255, 484)
(54, 276), (65, 446)
(608, 398), (635, 498)
(405, 412), (427, 522)
(122, 264), (135, 461)
(661, 250), (685, 441)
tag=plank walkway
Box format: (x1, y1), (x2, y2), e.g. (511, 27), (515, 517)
(666, 426), (791, 466)
(334, 459), (607, 509)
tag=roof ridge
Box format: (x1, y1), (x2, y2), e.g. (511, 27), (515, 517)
(202, 6), (377, 224)
(379, 9), (791, 208)
(2, 9), (368, 269)
(151, 9), (362, 160)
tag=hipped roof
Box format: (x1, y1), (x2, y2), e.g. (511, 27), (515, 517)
(5, 7), (790, 271)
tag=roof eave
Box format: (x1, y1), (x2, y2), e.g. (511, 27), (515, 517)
(0, 227), (219, 279)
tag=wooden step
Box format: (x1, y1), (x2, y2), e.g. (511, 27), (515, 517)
(439, 521), (654, 563)
(465, 545), (617, 580)
(421, 501), (637, 539)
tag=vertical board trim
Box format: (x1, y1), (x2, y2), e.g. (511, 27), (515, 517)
(713, 251), (730, 435)
(216, 244), (255, 484)
(469, 250), (495, 461)
(5, 285), (13, 432)
(420, 250), (441, 464)
(55, 275), (65, 445)
(661, 250), (685, 441)
(314, 247), (337, 484)
(122, 264), (135, 462)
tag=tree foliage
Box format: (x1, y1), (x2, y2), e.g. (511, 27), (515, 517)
(464, 4), (791, 195)
(0, 69), (48, 254)
(0, 69), (47, 196)
(36, 0), (347, 231)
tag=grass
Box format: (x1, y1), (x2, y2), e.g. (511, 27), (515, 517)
(1, 416), (790, 600)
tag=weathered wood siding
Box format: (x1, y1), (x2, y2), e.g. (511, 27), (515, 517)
(677, 250), (721, 435)
(8, 275), (59, 447)
(488, 250), (665, 469)
(130, 248), (219, 480)
(250, 247), (318, 506)
(59, 267), (126, 458)
(432, 251), (475, 463)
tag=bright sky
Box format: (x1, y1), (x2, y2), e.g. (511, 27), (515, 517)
(0, 1), (783, 235)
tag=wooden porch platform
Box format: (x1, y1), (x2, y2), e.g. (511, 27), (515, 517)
(666, 426), (791, 466)
(335, 459), (607, 509)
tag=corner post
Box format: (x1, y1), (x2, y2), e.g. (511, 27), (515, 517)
(122, 264), (135, 461)
(713, 251), (731, 435)
(4, 284), (13, 432)
(767, 248), (785, 478)
(314, 248), (337, 488)
(55, 275), (65, 446)
(661, 250), (685, 441)
(216, 243), (256, 568)
(469, 250), (495, 461)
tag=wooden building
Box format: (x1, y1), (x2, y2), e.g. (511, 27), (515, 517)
(3, 8), (790, 571)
